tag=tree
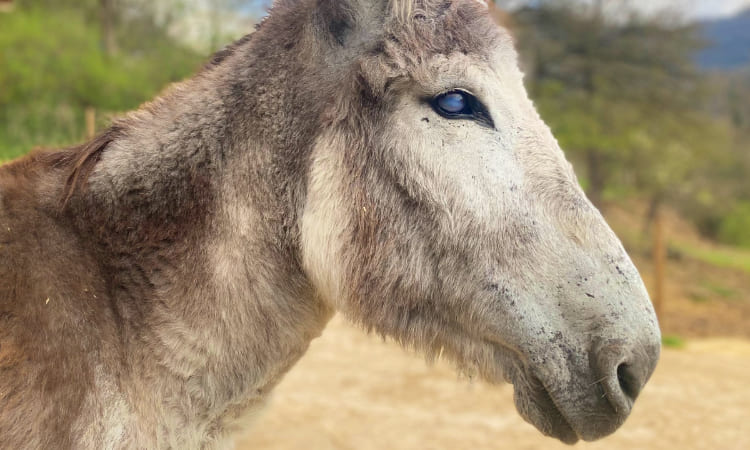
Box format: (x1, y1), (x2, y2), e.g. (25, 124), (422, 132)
(99, 0), (118, 55)
(0, 1), (202, 161)
(509, 0), (725, 222)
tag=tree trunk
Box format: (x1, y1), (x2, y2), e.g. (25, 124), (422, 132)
(100, 0), (118, 56)
(210, 0), (222, 51)
(651, 206), (665, 321)
(642, 193), (664, 235)
(85, 107), (96, 140)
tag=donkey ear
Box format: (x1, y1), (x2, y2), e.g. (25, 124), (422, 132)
(314, 0), (389, 47)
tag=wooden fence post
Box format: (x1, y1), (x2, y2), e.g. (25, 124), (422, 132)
(652, 210), (665, 320)
(0, 0), (14, 13)
(85, 107), (96, 140)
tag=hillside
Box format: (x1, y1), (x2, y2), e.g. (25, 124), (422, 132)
(698, 8), (750, 70)
(605, 202), (750, 340)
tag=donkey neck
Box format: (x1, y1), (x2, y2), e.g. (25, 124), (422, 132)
(75, 39), (325, 321)
(63, 38), (334, 437)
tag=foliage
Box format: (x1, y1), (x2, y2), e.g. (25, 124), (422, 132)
(1, 0), (749, 250)
(514, 3), (715, 203)
(718, 203), (750, 248)
(509, 0), (749, 248)
(0, 1), (203, 161)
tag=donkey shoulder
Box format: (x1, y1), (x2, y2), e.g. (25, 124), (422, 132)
(0, 152), (113, 449)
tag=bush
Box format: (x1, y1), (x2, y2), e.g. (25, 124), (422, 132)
(0, 7), (202, 161)
(718, 203), (750, 248)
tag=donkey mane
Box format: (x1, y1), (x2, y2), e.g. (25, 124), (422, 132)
(56, 28), (260, 207)
(57, 28), (261, 206)
(392, 0), (415, 21)
(61, 126), (124, 205)
(57, 32), (244, 206)
(52, 0), (496, 210)
(204, 34), (255, 71)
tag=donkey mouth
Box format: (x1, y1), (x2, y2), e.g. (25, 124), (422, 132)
(484, 338), (579, 443)
(514, 377), (579, 444)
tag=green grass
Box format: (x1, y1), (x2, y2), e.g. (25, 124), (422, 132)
(670, 240), (750, 275)
(701, 281), (738, 299)
(688, 281), (738, 304)
(662, 334), (686, 349)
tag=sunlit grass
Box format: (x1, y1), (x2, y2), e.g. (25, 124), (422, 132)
(671, 240), (750, 275)
(701, 281), (738, 299)
(662, 334), (686, 349)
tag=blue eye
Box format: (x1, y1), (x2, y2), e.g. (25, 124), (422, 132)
(437, 92), (468, 114)
(429, 89), (496, 129)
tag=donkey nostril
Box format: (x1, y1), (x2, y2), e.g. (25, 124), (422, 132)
(616, 363), (639, 401)
(594, 342), (657, 418)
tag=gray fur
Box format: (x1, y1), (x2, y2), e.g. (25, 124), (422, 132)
(0, 0), (660, 448)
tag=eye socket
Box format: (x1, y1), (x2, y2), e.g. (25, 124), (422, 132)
(430, 89), (495, 129)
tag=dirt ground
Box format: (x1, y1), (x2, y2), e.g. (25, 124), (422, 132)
(238, 316), (750, 450)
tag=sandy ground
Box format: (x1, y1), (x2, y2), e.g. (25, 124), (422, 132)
(238, 316), (750, 450)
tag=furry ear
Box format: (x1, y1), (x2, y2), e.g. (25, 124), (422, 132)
(314, 0), (390, 48)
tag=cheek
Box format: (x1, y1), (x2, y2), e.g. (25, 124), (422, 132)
(389, 115), (525, 226)
(300, 140), (352, 309)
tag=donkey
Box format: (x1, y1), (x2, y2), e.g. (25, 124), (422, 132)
(0, 0), (661, 448)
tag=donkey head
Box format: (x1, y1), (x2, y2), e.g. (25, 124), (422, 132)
(297, 0), (660, 443)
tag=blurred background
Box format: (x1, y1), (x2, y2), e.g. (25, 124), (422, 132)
(1, 0), (749, 448)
